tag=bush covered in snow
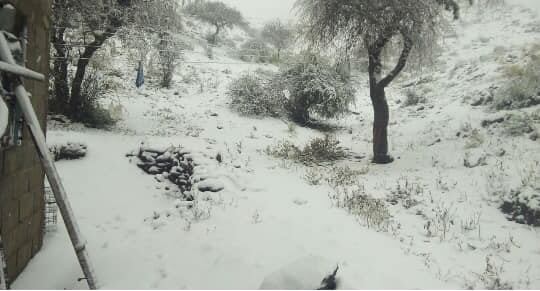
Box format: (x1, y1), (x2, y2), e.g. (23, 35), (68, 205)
(501, 165), (540, 226)
(49, 142), (87, 161)
(330, 183), (392, 231)
(402, 88), (427, 107)
(227, 73), (285, 117)
(495, 53), (540, 110)
(279, 60), (356, 124)
(77, 70), (118, 129)
(265, 135), (346, 165)
(239, 39), (272, 63)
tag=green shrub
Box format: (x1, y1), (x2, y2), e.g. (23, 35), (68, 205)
(331, 183), (392, 231)
(402, 88), (427, 107)
(227, 74), (285, 117)
(239, 39), (272, 63)
(495, 56), (540, 110)
(78, 70), (117, 129)
(265, 135), (346, 165)
(280, 60), (356, 124)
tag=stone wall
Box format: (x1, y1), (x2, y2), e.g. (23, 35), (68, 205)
(0, 0), (51, 282)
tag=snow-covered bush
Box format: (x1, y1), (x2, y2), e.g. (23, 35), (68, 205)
(402, 88), (427, 107)
(227, 73), (285, 117)
(326, 165), (369, 188)
(239, 39), (271, 63)
(77, 70), (117, 129)
(501, 164), (540, 226)
(330, 183), (391, 231)
(502, 113), (535, 137)
(494, 55), (540, 110)
(49, 142), (87, 161)
(266, 135), (346, 165)
(279, 60), (356, 124)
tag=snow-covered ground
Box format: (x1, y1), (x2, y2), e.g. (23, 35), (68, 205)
(13, 1), (540, 289)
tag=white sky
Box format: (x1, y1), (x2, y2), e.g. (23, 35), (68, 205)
(220, 0), (298, 26)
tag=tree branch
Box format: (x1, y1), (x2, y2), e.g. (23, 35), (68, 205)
(377, 31), (413, 88)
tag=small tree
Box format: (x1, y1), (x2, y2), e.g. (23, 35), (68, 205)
(297, 0), (457, 164)
(261, 20), (293, 61)
(281, 58), (356, 125)
(185, 1), (246, 44)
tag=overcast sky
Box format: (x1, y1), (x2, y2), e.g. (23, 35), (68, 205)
(220, 0), (298, 26)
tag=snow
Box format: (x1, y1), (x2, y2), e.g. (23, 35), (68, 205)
(11, 1), (540, 289)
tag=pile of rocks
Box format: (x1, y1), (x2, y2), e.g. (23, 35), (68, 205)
(130, 147), (195, 196)
(128, 146), (226, 199)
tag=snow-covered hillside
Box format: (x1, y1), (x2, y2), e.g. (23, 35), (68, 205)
(13, 1), (540, 289)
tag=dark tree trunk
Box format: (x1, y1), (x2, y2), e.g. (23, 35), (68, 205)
(368, 51), (393, 164)
(69, 35), (108, 119)
(51, 27), (70, 114)
(370, 85), (391, 164)
(366, 31), (413, 164)
(212, 24), (221, 44)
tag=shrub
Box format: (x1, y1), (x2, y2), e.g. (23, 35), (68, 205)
(501, 164), (540, 226)
(402, 88), (427, 107)
(494, 55), (540, 110)
(326, 165), (369, 188)
(265, 135), (346, 165)
(330, 183), (391, 231)
(227, 73), (285, 117)
(502, 113), (535, 136)
(77, 70), (117, 129)
(280, 60), (356, 124)
(239, 39), (272, 63)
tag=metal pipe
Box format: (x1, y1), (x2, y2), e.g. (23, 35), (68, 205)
(0, 32), (99, 289)
(0, 61), (45, 81)
(0, 234), (7, 289)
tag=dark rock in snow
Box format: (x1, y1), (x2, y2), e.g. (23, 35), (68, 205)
(481, 116), (505, 128)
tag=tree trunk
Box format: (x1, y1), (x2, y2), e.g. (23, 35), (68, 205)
(370, 85), (392, 164)
(368, 50), (393, 164)
(69, 36), (107, 119)
(51, 27), (70, 114)
(212, 24), (220, 44)
(366, 32), (413, 164)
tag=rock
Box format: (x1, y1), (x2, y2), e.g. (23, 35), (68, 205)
(217, 125), (224, 130)
(210, 112), (218, 117)
(494, 149), (506, 157)
(471, 97), (485, 107)
(481, 116), (505, 127)
(417, 106), (425, 111)
(197, 179), (225, 192)
(530, 131), (539, 141)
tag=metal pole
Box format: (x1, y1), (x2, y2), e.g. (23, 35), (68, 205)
(0, 33), (99, 289)
(0, 234), (7, 290)
(0, 61), (45, 81)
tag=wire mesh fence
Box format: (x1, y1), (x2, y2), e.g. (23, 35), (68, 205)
(44, 186), (58, 232)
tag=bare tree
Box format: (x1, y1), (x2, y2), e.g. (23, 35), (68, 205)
(261, 20), (293, 61)
(185, 1), (246, 44)
(297, 0), (457, 164)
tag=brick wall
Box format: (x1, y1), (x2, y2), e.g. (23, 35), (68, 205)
(0, 0), (51, 282)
